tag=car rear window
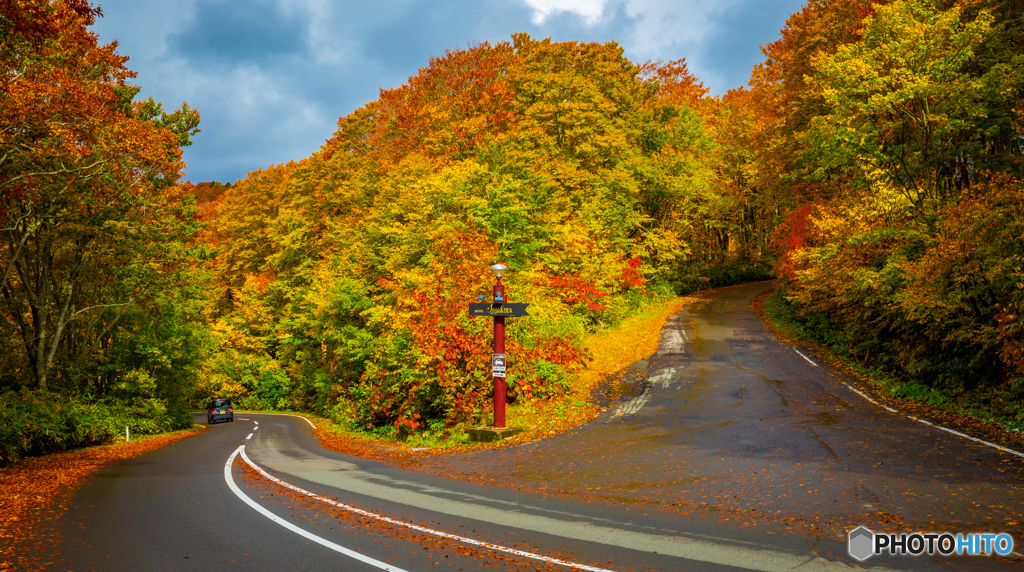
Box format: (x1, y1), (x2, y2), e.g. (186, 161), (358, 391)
(211, 399), (231, 408)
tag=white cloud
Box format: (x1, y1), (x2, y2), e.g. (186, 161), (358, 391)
(520, 0), (610, 25)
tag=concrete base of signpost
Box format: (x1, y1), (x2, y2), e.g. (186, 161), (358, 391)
(465, 426), (523, 443)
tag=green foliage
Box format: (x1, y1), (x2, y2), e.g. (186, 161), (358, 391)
(758, 0), (1024, 423)
(0, 389), (190, 467)
(0, 0), (211, 458)
(776, 177), (1024, 422)
(196, 37), (770, 437)
(804, 0), (1019, 214)
(671, 254), (775, 295)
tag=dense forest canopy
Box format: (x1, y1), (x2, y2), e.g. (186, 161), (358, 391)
(193, 35), (772, 433)
(2, 0), (1021, 459)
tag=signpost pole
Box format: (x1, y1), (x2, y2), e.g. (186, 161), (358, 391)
(493, 278), (506, 428)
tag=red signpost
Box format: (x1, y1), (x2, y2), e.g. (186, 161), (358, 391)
(466, 264), (529, 434)
(492, 276), (506, 428)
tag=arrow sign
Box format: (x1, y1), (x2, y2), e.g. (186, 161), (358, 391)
(468, 303), (530, 317)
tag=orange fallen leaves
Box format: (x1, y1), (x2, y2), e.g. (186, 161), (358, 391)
(0, 428), (203, 571)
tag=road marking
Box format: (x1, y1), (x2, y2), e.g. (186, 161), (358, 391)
(224, 447), (405, 571)
(243, 449), (882, 572)
(611, 389), (650, 418)
(791, 347), (1024, 460)
(252, 413), (315, 428)
(840, 383), (898, 414)
(792, 348), (818, 366)
(246, 433), (253, 440)
(648, 367), (678, 389)
(253, 426), (258, 431)
(911, 417), (1024, 459)
(236, 447), (616, 572)
(657, 329), (685, 355)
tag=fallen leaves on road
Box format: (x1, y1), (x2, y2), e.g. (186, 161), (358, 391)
(235, 459), (639, 572)
(0, 427), (204, 571)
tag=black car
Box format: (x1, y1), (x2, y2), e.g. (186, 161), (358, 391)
(207, 398), (234, 424)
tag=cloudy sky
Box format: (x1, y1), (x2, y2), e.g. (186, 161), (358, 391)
(90, 0), (806, 184)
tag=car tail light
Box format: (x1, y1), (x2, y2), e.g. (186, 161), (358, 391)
(227, 408), (233, 412)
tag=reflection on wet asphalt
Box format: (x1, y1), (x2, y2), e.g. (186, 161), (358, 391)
(416, 282), (1024, 540)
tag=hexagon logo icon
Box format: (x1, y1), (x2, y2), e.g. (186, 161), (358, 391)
(848, 526), (875, 561)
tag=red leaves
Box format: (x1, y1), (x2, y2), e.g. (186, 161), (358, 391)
(770, 201), (821, 284)
(617, 256), (645, 290)
(546, 273), (609, 311)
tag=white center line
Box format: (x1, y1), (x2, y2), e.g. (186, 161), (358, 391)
(792, 348), (818, 366)
(224, 447), (405, 571)
(246, 433), (253, 440)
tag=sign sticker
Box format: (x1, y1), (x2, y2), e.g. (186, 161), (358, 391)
(492, 353), (506, 372)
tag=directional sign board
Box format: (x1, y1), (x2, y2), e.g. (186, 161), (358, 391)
(492, 371), (506, 378)
(492, 353), (506, 372)
(468, 303), (530, 317)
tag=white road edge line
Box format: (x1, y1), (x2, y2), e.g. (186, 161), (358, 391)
(794, 348), (1024, 460)
(253, 413), (315, 429)
(792, 348), (818, 367)
(224, 446), (406, 571)
(236, 446), (617, 572)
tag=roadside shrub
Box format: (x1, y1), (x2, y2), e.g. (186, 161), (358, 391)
(775, 178), (1024, 421)
(0, 390), (188, 467)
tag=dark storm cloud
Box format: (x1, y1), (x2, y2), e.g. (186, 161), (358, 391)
(168, 0), (310, 65)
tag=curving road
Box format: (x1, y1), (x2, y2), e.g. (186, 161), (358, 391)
(50, 282), (1024, 571)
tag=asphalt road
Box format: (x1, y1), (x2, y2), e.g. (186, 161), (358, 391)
(49, 282), (1024, 571)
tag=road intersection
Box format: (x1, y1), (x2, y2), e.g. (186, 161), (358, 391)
(51, 282), (1024, 571)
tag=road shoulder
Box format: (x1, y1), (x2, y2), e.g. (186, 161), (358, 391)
(0, 426), (204, 571)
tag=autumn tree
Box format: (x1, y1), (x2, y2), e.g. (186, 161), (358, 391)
(804, 0), (1018, 214)
(0, 0), (201, 391)
(197, 36), (749, 430)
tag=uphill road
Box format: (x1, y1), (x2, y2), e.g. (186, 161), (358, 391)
(50, 282), (1024, 571)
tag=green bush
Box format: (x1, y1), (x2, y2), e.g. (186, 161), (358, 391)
(0, 389), (190, 467)
(671, 255), (775, 295)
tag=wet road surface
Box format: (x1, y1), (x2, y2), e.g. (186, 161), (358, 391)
(44, 282), (1024, 571)
(52, 413), (886, 572)
(412, 282), (1024, 566)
